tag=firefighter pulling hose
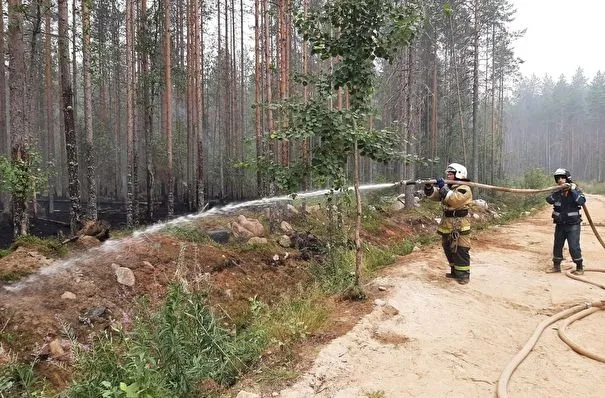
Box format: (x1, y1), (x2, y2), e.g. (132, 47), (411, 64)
(395, 168), (605, 397)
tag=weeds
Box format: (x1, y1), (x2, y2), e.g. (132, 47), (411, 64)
(0, 359), (40, 398)
(160, 225), (208, 243)
(11, 235), (66, 258)
(68, 284), (268, 397)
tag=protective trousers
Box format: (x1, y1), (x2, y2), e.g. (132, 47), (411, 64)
(552, 223), (582, 265)
(441, 232), (470, 278)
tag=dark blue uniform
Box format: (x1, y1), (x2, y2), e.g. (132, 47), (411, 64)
(546, 185), (586, 268)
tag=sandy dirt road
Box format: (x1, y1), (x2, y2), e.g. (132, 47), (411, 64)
(275, 194), (605, 398)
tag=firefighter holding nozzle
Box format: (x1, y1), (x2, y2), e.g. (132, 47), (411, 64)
(424, 163), (473, 285)
(546, 168), (586, 275)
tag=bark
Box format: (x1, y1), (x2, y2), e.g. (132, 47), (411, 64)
(254, 0), (262, 196)
(44, 2), (54, 214)
(0, 0), (7, 156)
(164, 0), (174, 217)
(126, 0), (135, 228)
(139, 0), (154, 221)
(83, 0), (97, 220)
(195, 0), (205, 209)
(404, 44), (416, 210)
(471, 0), (479, 182)
(59, 0), (82, 234)
(8, 0), (30, 236)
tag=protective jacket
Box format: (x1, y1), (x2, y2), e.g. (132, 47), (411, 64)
(546, 187), (586, 225)
(425, 182), (473, 236)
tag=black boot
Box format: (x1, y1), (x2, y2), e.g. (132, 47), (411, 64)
(547, 262), (561, 273)
(571, 261), (584, 275)
(456, 271), (470, 285)
(445, 266), (455, 278)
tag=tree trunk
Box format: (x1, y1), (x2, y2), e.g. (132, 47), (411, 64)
(8, 0), (30, 236)
(126, 0), (135, 228)
(164, 0), (174, 217)
(195, 0), (205, 209)
(471, 0), (479, 181)
(254, 0), (263, 196)
(83, 0), (97, 221)
(0, 0), (7, 156)
(44, 2), (55, 214)
(59, 0), (82, 234)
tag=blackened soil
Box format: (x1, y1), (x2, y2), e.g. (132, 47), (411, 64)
(0, 198), (192, 249)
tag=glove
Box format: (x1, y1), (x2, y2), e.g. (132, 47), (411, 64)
(570, 183), (577, 190)
(562, 183), (571, 191)
(435, 177), (445, 189)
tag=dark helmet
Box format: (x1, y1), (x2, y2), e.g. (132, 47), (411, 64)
(553, 168), (571, 182)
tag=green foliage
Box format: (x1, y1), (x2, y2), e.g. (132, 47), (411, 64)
(260, 0), (423, 192)
(363, 244), (396, 274)
(254, 290), (328, 346)
(485, 168), (551, 212)
(296, 0), (422, 109)
(309, 247), (356, 294)
(0, 151), (49, 202)
(577, 180), (605, 195)
(68, 284), (267, 398)
(0, 359), (39, 397)
(159, 225), (208, 243)
(12, 235), (67, 258)
(0, 270), (32, 282)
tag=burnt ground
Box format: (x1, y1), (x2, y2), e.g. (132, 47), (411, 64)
(0, 196), (497, 395)
(0, 198), (195, 249)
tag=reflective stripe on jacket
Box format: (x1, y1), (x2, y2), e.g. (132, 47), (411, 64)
(546, 188), (586, 225)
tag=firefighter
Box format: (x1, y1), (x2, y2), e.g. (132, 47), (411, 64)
(546, 168), (586, 275)
(424, 163), (473, 284)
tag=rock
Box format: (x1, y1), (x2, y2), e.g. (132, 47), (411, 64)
(278, 235), (292, 248)
(49, 338), (65, 358)
(247, 237), (268, 245)
(473, 198), (489, 209)
(61, 291), (77, 300)
(236, 215), (265, 236)
(286, 204), (299, 215)
(207, 228), (231, 244)
(114, 266), (135, 287)
(280, 221), (294, 233)
(231, 222), (255, 239)
(374, 299), (387, 306)
(382, 304), (399, 316)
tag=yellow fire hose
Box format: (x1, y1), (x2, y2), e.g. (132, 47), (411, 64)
(398, 178), (605, 397)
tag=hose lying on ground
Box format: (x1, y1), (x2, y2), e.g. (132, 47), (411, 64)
(557, 302), (605, 363)
(496, 300), (605, 398)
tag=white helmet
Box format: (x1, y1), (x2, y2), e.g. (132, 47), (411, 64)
(445, 163), (468, 180)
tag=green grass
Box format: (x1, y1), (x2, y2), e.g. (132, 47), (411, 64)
(159, 225), (209, 243)
(12, 235), (67, 258)
(0, 270), (33, 282)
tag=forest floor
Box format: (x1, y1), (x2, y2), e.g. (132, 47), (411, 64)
(0, 193), (604, 397)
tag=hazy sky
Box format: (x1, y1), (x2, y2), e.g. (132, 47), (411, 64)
(509, 0), (605, 80)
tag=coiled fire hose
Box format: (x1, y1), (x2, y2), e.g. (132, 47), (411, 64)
(398, 179), (605, 397)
